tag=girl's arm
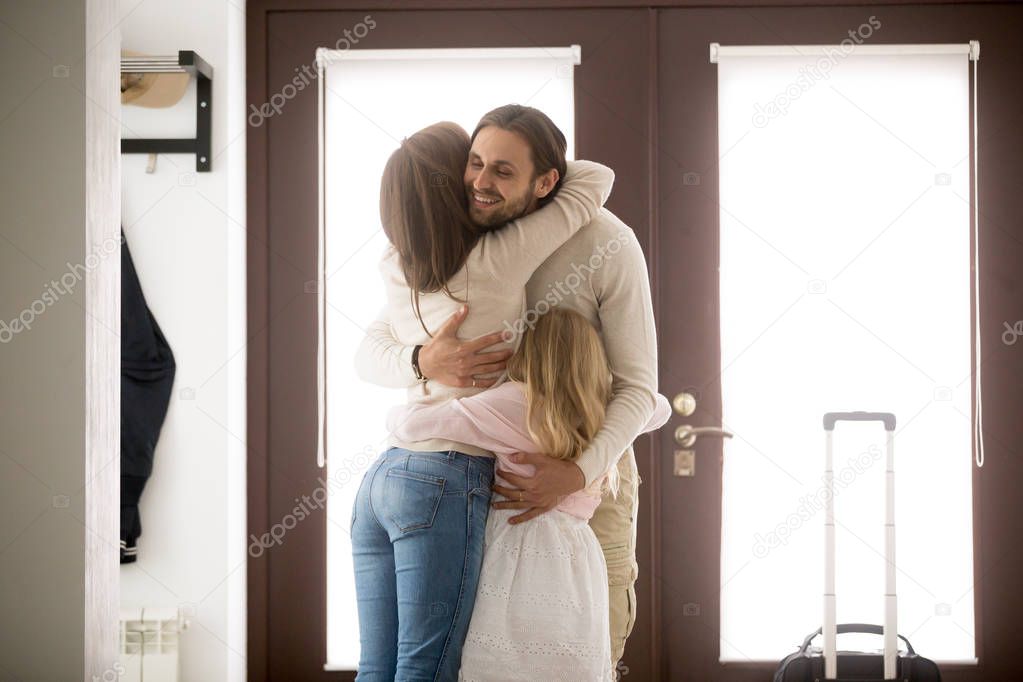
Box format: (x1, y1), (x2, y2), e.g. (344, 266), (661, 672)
(477, 160), (614, 285)
(386, 382), (536, 455)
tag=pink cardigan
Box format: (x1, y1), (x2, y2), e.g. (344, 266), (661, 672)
(386, 381), (671, 520)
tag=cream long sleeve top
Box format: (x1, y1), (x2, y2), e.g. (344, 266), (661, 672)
(354, 184), (661, 487)
(361, 160), (616, 459)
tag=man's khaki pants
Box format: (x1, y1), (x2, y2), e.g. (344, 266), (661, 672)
(588, 445), (640, 670)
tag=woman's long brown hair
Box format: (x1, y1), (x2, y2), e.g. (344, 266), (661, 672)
(379, 122), (478, 335)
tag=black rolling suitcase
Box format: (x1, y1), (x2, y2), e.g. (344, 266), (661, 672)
(773, 412), (941, 682)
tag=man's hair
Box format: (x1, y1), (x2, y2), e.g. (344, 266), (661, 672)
(470, 104), (568, 208)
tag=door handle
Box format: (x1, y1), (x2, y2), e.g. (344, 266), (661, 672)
(674, 425), (734, 448)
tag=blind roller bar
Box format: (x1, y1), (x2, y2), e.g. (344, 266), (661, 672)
(710, 42), (978, 63)
(316, 45), (581, 67)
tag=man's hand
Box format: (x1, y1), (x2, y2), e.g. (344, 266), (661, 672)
(491, 451), (587, 524)
(418, 305), (512, 388)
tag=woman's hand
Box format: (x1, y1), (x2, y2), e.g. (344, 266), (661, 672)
(418, 305), (512, 388)
(491, 452), (587, 524)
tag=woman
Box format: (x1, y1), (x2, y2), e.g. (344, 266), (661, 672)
(387, 307), (670, 681)
(350, 121), (614, 681)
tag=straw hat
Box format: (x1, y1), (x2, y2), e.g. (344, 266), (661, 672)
(120, 49), (190, 108)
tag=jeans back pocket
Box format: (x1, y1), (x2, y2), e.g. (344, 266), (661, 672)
(384, 468), (446, 533)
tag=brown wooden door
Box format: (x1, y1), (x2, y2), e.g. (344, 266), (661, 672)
(653, 4), (1021, 681)
(249, 6), (662, 680)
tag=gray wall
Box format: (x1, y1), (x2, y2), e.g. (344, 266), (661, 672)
(0, 0), (120, 680)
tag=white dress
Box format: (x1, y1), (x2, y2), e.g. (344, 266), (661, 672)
(457, 503), (613, 681)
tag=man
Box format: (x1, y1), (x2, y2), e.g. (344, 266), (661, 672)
(355, 104), (659, 670)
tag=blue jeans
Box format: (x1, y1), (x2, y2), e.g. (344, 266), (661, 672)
(351, 448), (495, 681)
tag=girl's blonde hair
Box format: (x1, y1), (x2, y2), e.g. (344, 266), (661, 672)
(506, 307), (612, 465)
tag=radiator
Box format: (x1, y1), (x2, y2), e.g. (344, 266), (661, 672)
(119, 607), (188, 682)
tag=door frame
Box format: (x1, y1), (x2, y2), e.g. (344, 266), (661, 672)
(247, 4), (658, 679)
(246, 1), (1017, 680)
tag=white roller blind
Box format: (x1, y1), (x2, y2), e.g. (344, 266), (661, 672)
(317, 46), (579, 671)
(713, 44), (977, 662)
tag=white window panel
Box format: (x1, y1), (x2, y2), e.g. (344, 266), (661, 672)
(714, 46), (976, 662)
(320, 46), (578, 671)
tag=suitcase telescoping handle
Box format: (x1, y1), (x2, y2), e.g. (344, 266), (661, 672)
(823, 411), (896, 432)
(800, 623), (916, 656)
(822, 412), (897, 681)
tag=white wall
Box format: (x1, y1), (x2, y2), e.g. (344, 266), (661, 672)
(118, 1), (246, 681)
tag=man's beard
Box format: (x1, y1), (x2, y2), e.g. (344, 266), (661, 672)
(466, 182), (534, 231)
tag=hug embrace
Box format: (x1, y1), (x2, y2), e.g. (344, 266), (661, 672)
(350, 104), (669, 681)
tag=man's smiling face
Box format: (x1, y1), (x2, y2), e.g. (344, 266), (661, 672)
(464, 126), (551, 230)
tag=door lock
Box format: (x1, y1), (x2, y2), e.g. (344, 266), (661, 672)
(674, 449), (696, 477)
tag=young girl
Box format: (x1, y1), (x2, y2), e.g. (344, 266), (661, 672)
(387, 307), (670, 681)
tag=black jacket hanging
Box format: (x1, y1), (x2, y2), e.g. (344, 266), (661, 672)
(120, 230), (175, 563)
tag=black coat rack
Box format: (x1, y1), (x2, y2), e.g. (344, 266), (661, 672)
(120, 50), (213, 172)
